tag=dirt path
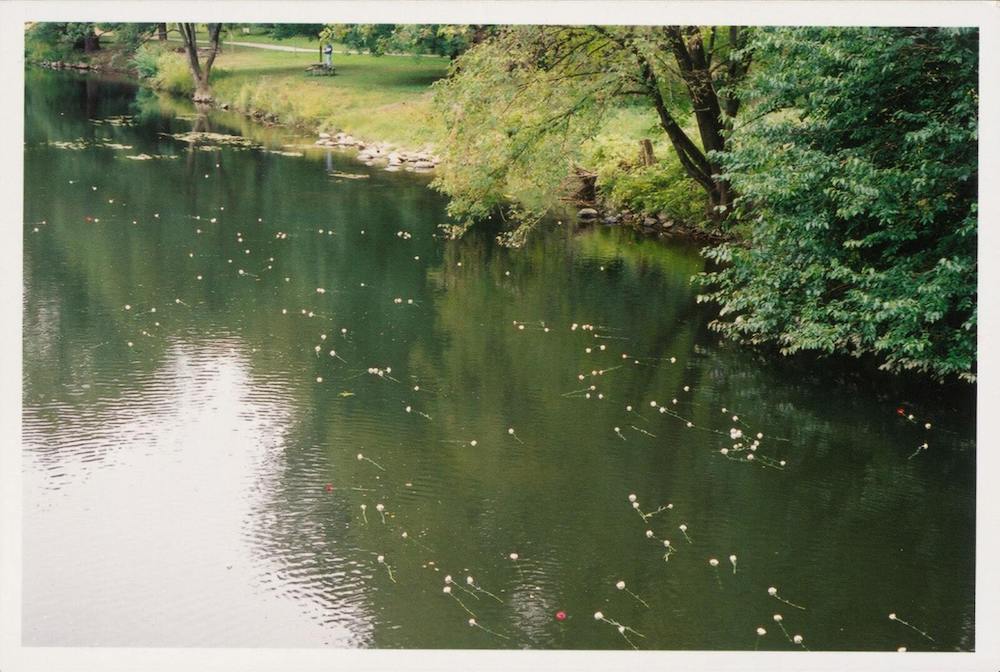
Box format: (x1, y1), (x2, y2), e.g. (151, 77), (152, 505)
(167, 38), (437, 58)
(223, 40), (316, 53)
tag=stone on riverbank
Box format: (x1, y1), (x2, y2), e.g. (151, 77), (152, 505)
(316, 134), (437, 171)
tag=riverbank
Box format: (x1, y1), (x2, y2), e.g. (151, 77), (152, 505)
(34, 39), (716, 240)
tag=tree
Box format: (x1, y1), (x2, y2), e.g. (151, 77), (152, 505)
(431, 25), (751, 236)
(178, 23), (223, 102)
(392, 24), (487, 59)
(26, 23), (101, 57)
(99, 23), (158, 51)
(259, 23), (324, 40)
(698, 27), (978, 381)
(319, 24), (486, 59)
(322, 24), (396, 55)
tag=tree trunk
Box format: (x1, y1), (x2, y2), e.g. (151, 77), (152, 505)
(659, 26), (746, 223)
(157, 23), (167, 41)
(664, 27), (726, 157)
(193, 77), (213, 103)
(471, 25), (490, 45)
(179, 23), (223, 102)
(707, 179), (734, 222)
(639, 139), (656, 167)
(83, 32), (100, 53)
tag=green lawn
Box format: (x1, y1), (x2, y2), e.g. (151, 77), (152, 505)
(166, 44), (452, 149)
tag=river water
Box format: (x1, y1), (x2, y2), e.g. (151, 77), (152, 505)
(22, 69), (976, 650)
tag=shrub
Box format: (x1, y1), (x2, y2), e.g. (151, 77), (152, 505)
(699, 27), (978, 382)
(599, 158), (708, 227)
(151, 51), (195, 95)
(131, 43), (163, 79)
(25, 23), (84, 62)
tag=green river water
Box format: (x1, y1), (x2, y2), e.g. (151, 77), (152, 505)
(22, 69), (976, 650)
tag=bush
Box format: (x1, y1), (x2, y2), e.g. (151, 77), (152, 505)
(25, 23), (85, 62)
(599, 158), (708, 227)
(151, 51), (195, 95)
(131, 43), (163, 79)
(700, 27), (978, 382)
(106, 23), (156, 52)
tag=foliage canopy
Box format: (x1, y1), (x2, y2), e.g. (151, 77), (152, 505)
(320, 24), (484, 58)
(431, 25), (751, 239)
(699, 27), (978, 381)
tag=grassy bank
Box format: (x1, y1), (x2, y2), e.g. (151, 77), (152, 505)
(41, 36), (708, 226)
(144, 42), (450, 150)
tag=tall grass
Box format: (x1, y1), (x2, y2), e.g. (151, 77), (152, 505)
(152, 52), (196, 95)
